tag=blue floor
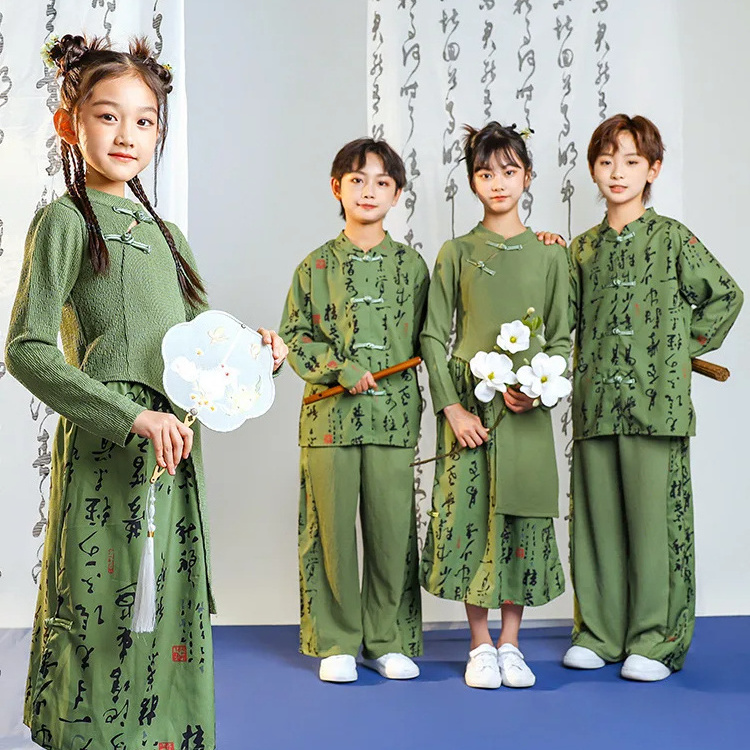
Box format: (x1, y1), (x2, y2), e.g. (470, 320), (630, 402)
(214, 617), (750, 749)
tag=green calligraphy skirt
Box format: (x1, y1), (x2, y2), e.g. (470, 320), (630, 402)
(24, 382), (215, 750)
(420, 358), (565, 609)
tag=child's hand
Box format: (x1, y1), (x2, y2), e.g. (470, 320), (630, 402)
(131, 410), (194, 476)
(503, 386), (538, 414)
(536, 231), (567, 247)
(257, 328), (288, 371)
(349, 371), (377, 395)
(443, 403), (489, 448)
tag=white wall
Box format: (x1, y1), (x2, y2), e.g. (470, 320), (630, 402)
(184, 0), (369, 624)
(677, 4), (750, 617)
(185, 0), (749, 625)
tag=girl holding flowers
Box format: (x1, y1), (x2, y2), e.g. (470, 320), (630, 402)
(419, 121), (570, 689)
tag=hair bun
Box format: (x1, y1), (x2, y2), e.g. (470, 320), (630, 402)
(129, 37), (173, 94)
(48, 34), (89, 74)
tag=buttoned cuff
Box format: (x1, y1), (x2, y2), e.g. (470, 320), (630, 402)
(338, 360), (368, 389)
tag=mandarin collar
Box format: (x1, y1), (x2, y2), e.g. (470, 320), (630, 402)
(598, 207), (656, 242)
(470, 222), (533, 247)
(333, 230), (394, 256)
(83, 187), (143, 212)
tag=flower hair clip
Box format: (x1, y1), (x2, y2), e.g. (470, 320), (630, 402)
(41, 35), (60, 69)
(519, 127), (535, 141)
(163, 63), (173, 73)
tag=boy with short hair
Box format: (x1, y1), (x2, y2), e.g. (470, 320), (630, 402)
(564, 114), (743, 681)
(279, 138), (429, 683)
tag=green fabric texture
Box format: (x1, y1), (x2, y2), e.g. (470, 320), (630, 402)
(298, 445), (423, 659)
(279, 231), (429, 447)
(420, 359), (565, 607)
(25, 383), (214, 750)
(570, 435), (694, 672)
(418, 224), (569, 607)
(420, 223), (570, 414)
(5, 188), (207, 447)
(568, 208), (743, 438)
(5, 189), (215, 614)
(419, 224), (570, 517)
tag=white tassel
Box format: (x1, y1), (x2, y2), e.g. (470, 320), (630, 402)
(132, 481), (158, 633)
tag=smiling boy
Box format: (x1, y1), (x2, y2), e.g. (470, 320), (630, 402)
(279, 139), (429, 683)
(564, 114), (743, 681)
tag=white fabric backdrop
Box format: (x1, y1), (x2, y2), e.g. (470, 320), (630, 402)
(0, 1), (186, 745)
(367, 0), (684, 622)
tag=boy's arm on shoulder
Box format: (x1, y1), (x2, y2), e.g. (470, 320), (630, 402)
(278, 258), (366, 388)
(675, 223), (744, 357)
(5, 203), (145, 446)
(543, 245), (572, 360)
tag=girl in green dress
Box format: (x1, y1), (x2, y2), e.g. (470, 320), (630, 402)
(5, 35), (285, 750)
(420, 122), (570, 689)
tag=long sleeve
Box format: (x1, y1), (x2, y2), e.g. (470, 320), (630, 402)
(543, 246), (572, 361)
(279, 260), (366, 389)
(412, 257), (431, 355)
(420, 241), (460, 413)
(675, 225), (744, 358)
(567, 239), (581, 335)
(5, 203), (144, 446)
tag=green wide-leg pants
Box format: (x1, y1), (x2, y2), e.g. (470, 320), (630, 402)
(298, 445), (423, 659)
(570, 435), (695, 671)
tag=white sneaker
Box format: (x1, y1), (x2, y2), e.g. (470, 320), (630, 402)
(319, 654), (357, 683)
(496, 643), (536, 688)
(563, 645), (606, 670)
(361, 652), (420, 679)
(620, 654), (671, 682)
(465, 643), (501, 689)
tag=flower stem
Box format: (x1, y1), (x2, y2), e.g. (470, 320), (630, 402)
(410, 403), (507, 467)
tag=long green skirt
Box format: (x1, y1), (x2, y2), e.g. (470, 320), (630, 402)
(24, 383), (215, 750)
(420, 359), (565, 609)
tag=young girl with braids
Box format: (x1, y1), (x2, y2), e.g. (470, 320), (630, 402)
(419, 122), (570, 690)
(5, 35), (284, 750)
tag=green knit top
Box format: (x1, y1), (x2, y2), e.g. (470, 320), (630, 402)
(5, 188), (207, 446)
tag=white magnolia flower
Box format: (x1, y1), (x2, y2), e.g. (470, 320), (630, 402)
(470, 350), (518, 403)
(516, 352), (572, 407)
(497, 319), (530, 353)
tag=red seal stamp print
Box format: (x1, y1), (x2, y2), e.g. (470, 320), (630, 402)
(172, 645), (187, 663)
(316, 258), (327, 269)
(107, 549), (115, 574)
(515, 547), (525, 559)
(688, 236), (698, 245)
(159, 744), (175, 750)
(327, 360), (338, 369)
(312, 314), (321, 325)
(323, 434), (334, 445)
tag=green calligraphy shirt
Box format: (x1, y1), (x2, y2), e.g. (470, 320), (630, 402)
(569, 208), (743, 439)
(279, 232), (430, 447)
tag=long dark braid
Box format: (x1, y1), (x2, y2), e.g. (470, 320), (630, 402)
(49, 33), (205, 307)
(61, 139), (110, 273)
(127, 175), (206, 307)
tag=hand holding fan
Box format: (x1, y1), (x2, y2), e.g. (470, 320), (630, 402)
(132, 310), (275, 632)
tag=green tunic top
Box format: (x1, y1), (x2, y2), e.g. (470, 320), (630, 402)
(5, 188), (215, 610)
(279, 231), (429, 447)
(6, 188), (207, 444)
(569, 208), (743, 439)
(420, 223), (570, 518)
(421, 223), (571, 410)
